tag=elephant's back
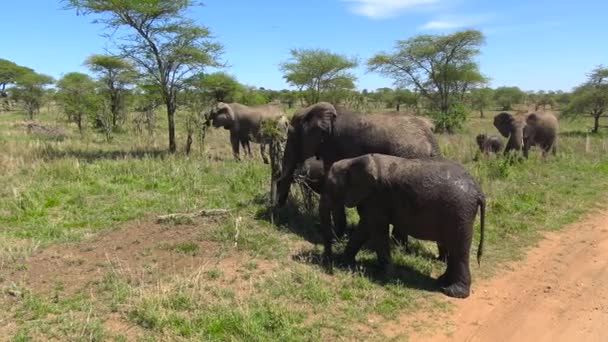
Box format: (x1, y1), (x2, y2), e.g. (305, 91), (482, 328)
(377, 156), (481, 204)
(336, 114), (440, 159)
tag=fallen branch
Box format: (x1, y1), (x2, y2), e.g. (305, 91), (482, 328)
(157, 209), (231, 223)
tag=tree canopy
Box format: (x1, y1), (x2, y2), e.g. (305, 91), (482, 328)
(11, 71), (54, 119)
(564, 65), (608, 133)
(280, 48), (358, 105)
(0, 59), (33, 94)
(494, 86), (525, 111)
(85, 54), (135, 129)
(469, 87), (494, 117)
(368, 29), (486, 117)
(56, 72), (101, 133)
(64, 0), (223, 152)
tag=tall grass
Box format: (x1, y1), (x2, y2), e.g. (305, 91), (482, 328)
(2, 108), (608, 340)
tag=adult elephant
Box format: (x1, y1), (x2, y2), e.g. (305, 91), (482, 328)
(493, 112), (558, 157)
(275, 102), (441, 265)
(207, 102), (288, 163)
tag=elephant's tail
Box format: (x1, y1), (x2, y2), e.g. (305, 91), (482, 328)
(477, 196), (485, 267)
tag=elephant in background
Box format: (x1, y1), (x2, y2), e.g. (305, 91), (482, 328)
(207, 102), (289, 163)
(476, 134), (503, 154)
(325, 154), (486, 298)
(275, 102), (441, 266)
(493, 112), (558, 157)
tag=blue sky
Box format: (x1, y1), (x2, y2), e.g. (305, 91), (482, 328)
(2, 0), (607, 91)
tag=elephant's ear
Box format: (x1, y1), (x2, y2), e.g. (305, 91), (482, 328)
(343, 155), (378, 208)
(493, 112), (514, 138)
(216, 102), (237, 129)
(301, 102), (337, 137)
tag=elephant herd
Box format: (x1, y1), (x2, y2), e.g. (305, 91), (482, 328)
(206, 102), (559, 299)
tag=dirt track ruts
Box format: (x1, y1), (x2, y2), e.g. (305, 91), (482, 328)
(414, 206), (608, 342)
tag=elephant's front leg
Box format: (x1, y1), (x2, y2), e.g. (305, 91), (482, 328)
(342, 215), (371, 267)
(331, 204), (347, 238)
(369, 218), (392, 276)
(230, 133), (240, 160)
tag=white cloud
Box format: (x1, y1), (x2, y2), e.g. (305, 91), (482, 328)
(342, 0), (440, 19)
(420, 14), (493, 30)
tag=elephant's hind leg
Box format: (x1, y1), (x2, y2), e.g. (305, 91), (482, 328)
(440, 248), (472, 298)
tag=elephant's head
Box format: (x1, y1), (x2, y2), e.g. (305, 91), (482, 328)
(493, 112), (515, 138)
(493, 112), (527, 153)
(475, 134), (487, 150)
(275, 102), (338, 207)
(326, 155), (378, 208)
(208, 102), (235, 129)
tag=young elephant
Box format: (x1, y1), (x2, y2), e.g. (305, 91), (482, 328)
(476, 134), (503, 154)
(325, 154), (486, 298)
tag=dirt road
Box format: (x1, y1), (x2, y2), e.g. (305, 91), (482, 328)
(416, 208), (608, 342)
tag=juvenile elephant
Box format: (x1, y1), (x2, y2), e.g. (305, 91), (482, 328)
(493, 112), (558, 157)
(275, 102), (441, 263)
(325, 154), (486, 298)
(207, 102), (288, 163)
(476, 134), (503, 154)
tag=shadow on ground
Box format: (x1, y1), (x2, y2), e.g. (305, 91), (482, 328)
(254, 193), (326, 245)
(292, 248), (441, 293)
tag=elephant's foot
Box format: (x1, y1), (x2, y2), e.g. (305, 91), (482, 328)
(321, 251), (334, 275)
(441, 282), (470, 298)
(436, 272), (450, 287)
(378, 263), (395, 281)
(337, 253), (356, 270)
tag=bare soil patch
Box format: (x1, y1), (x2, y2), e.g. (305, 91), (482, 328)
(388, 207), (608, 342)
(5, 216), (277, 296)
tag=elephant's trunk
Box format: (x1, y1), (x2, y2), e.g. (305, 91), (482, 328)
(275, 131), (298, 207)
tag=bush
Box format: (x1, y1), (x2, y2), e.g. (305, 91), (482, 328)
(429, 103), (469, 133)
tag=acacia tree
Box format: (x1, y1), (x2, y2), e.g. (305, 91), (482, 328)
(564, 65), (608, 133)
(65, 0), (223, 153)
(12, 71), (54, 119)
(368, 29), (485, 128)
(469, 87), (494, 118)
(280, 48), (358, 105)
(187, 72), (241, 102)
(56, 72), (101, 134)
(85, 54), (134, 129)
(494, 86), (525, 111)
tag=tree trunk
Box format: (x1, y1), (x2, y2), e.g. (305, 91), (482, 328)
(185, 132), (193, 155)
(593, 114), (600, 133)
(166, 100), (176, 153)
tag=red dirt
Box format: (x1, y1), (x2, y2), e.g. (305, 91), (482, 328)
(396, 207), (608, 342)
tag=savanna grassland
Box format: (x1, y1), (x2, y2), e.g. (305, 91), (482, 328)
(1, 107), (608, 341)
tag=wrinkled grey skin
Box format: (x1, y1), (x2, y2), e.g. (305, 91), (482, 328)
(207, 102), (288, 163)
(275, 102), (441, 247)
(297, 157), (445, 258)
(493, 112), (558, 158)
(476, 134), (503, 154)
(326, 154), (486, 298)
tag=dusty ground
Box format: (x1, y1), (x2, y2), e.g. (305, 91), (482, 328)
(4, 207), (608, 341)
(401, 207), (608, 342)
